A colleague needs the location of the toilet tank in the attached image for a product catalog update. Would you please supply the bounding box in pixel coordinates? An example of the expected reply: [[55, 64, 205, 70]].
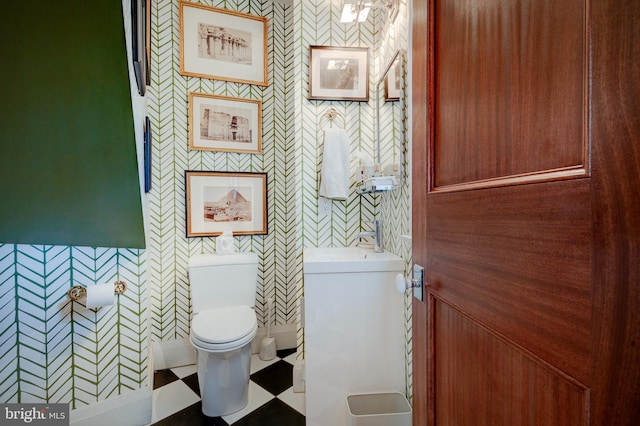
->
[[188, 252, 259, 314]]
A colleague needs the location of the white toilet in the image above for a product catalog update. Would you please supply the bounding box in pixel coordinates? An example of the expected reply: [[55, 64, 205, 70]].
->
[[188, 252, 259, 417]]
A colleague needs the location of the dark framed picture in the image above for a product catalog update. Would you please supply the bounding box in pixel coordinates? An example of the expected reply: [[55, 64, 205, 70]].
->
[[179, 1, 268, 86], [144, 116, 152, 193], [188, 93, 262, 153], [308, 46, 369, 101], [145, 0, 152, 86], [185, 171, 267, 237], [384, 51, 401, 102], [131, 0, 147, 96]]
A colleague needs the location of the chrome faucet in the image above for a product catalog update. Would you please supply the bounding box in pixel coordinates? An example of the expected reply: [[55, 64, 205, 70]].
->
[[357, 219, 384, 253]]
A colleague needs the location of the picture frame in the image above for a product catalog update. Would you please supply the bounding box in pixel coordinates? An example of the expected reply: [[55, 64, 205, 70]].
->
[[131, 0, 147, 96], [185, 171, 267, 237], [179, 1, 268, 86], [384, 51, 401, 102], [145, 0, 152, 86], [308, 46, 369, 101], [189, 93, 262, 153], [144, 116, 152, 193]]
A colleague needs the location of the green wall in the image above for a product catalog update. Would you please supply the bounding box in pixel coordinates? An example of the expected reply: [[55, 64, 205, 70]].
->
[[0, 0, 144, 248]]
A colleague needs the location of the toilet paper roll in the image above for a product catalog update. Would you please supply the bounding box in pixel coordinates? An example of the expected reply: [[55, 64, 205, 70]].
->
[[86, 283, 115, 309]]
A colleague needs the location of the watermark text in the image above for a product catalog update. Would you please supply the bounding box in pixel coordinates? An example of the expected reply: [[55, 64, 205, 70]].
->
[[1, 404, 68, 425]]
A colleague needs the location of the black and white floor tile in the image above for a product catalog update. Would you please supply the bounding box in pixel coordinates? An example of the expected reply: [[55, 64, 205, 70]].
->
[[150, 349, 305, 425]]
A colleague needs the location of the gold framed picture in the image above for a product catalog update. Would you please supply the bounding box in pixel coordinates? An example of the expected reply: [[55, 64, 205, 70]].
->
[[185, 171, 267, 237], [189, 93, 262, 153], [179, 1, 268, 86]]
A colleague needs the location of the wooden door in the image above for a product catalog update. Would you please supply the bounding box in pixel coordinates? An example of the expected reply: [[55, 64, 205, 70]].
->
[[411, 0, 640, 424]]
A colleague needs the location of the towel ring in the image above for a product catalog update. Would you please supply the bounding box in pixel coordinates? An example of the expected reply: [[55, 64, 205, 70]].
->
[[320, 108, 346, 131]]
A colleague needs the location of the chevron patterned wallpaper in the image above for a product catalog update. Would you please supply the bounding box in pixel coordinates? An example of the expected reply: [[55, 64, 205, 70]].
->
[[0, 0, 149, 410], [0, 0, 411, 411], [0, 245, 147, 408], [145, 0, 297, 344]]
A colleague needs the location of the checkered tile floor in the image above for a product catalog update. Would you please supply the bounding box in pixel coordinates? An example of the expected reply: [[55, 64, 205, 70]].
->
[[150, 349, 304, 425]]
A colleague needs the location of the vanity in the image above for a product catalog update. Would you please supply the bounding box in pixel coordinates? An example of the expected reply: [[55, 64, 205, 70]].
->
[[303, 247, 407, 426]]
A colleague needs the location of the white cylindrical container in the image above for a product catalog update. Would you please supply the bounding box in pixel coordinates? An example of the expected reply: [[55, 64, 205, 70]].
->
[[347, 392, 412, 426]]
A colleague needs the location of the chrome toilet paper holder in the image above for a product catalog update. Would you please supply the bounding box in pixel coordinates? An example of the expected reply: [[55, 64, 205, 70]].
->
[[67, 280, 127, 302]]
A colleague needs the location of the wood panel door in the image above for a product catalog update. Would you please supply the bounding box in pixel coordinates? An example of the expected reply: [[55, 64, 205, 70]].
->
[[411, 0, 640, 424]]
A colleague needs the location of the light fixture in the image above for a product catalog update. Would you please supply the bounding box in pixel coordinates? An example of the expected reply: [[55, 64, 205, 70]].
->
[[340, 1, 399, 24]]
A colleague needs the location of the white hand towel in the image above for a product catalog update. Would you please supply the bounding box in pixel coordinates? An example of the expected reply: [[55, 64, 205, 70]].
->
[[319, 128, 350, 201]]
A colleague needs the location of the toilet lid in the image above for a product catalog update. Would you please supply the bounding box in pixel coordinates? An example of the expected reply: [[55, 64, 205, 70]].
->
[[191, 306, 257, 344]]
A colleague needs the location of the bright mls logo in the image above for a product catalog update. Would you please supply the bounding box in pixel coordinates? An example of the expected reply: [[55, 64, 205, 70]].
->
[[1, 404, 69, 425]]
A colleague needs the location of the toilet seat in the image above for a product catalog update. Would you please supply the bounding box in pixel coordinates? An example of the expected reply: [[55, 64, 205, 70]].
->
[[190, 306, 257, 352]]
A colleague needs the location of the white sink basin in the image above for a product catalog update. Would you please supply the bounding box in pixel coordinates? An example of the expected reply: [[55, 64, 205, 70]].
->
[[303, 246, 404, 273]]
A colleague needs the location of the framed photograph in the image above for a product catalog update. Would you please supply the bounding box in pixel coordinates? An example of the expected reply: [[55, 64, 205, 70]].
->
[[189, 93, 262, 153], [131, 0, 147, 96], [308, 46, 369, 101], [144, 116, 152, 193], [179, 1, 268, 86], [185, 171, 267, 237], [385, 52, 401, 102]]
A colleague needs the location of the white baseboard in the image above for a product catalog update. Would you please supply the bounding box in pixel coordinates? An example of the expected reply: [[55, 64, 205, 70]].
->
[[151, 324, 297, 371], [151, 337, 196, 371], [250, 323, 298, 354], [70, 388, 151, 426], [293, 359, 305, 393]]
